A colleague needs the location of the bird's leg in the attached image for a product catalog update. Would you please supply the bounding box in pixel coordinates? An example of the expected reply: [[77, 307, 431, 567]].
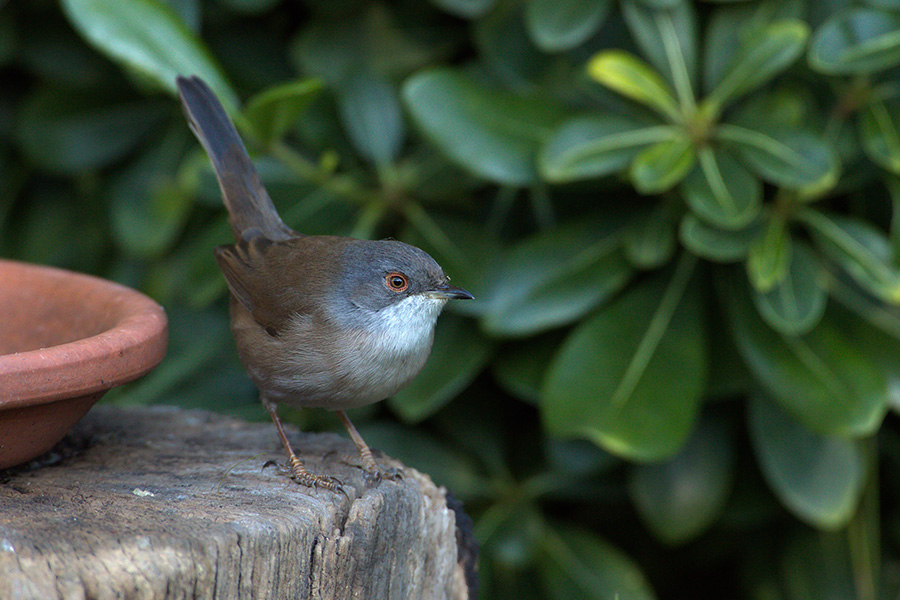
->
[[264, 399, 343, 493], [337, 410, 402, 483]]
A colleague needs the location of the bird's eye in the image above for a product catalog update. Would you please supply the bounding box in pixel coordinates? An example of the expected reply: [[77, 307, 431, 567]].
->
[[385, 272, 409, 292]]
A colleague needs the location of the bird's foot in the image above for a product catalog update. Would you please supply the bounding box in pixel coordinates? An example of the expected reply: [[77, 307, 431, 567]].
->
[[362, 464, 403, 486], [263, 458, 346, 495], [336, 454, 403, 485]]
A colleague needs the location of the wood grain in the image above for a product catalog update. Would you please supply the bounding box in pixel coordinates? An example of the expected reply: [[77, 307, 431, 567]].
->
[[0, 406, 475, 599]]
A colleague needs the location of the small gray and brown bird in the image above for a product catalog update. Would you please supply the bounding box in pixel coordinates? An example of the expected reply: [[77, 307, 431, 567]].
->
[[176, 75, 472, 491]]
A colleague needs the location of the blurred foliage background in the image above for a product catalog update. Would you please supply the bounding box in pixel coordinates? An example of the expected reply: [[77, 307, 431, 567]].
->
[[4, 0, 900, 597]]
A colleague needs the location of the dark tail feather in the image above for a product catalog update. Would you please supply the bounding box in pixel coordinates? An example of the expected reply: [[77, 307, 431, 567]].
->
[[176, 75, 295, 242]]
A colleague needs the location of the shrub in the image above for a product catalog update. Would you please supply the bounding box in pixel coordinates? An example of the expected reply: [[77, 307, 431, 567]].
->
[[3, 0, 900, 598]]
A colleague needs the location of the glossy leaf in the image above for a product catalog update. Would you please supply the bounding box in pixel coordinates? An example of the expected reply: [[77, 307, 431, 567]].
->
[[290, 17, 365, 85], [390, 313, 493, 422], [586, 51, 681, 121], [539, 117, 675, 183], [336, 72, 405, 165], [428, 0, 497, 19], [621, 0, 698, 103], [809, 8, 900, 75], [703, 0, 805, 94], [525, 0, 611, 52], [480, 216, 635, 337], [244, 78, 323, 146], [703, 20, 809, 115], [358, 421, 489, 499], [801, 209, 900, 304], [751, 241, 827, 336], [540, 525, 657, 600], [623, 205, 678, 269], [749, 394, 866, 529], [630, 135, 696, 194], [779, 531, 857, 600], [109, 125, 193, 258], [60, 0, 236, 109], [720, 124, 839, 195], [830, 283, 900, 411], [681, 147, 761, 229], [628, 418, 734, 545], [679, 214, 759, 263], [492, 334, 563, 405], [473, 3, 553, 89], [403, 68, 568, 186], [859, 98, 900, 173], [746, 214, 791, 293], [542, 254, 706, 461], [865, 0, 900, 9], [15, 87, 168, 174], [719, 269, 888, 436]]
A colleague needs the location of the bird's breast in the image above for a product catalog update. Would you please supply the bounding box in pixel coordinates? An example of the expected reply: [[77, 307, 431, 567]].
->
[[241, 295, 445, 410]]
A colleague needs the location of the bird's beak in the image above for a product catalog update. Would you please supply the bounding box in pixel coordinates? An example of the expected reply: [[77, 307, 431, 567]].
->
[[427, 283, 474, 300]]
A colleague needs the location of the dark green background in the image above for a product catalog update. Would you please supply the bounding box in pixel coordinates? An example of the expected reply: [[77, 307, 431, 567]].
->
[[3, 0, 900, 598]]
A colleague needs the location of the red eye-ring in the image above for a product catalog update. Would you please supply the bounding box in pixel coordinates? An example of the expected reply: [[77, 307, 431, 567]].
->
[[385, 272, 409, 292]]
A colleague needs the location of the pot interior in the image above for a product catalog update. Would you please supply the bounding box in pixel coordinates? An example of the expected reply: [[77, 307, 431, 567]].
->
[[0, 266, 124, 355]]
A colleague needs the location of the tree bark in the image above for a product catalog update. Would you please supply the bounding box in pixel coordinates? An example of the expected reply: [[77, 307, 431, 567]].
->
[[0, 406, 476, 600]]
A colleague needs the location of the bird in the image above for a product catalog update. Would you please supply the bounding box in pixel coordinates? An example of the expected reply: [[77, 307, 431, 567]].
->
[[176, 75, 472, 491]]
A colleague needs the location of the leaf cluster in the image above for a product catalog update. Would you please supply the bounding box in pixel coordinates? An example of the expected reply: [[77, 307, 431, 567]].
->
[[4, 0, 900, 598]]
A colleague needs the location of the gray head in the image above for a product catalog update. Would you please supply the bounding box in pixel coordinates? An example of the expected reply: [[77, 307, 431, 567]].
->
[[336, 240, 472, 315]]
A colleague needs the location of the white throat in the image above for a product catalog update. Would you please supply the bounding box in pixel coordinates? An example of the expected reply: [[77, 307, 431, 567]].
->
[[367, 294, 448, 356]]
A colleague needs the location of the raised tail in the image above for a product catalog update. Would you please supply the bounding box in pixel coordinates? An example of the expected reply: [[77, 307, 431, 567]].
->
[[176, 75, 295, 242]]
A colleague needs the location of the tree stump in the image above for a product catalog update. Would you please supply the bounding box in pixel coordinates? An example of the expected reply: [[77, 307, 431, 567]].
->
[[0, 406, 477, 600]]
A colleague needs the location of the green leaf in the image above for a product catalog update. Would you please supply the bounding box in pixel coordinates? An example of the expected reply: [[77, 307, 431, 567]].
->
[[746, 215, 791, 293], [865, 0, 900, 10], [623, 205, 678, 269], [542, 254, 706, 461], [428, 0, 497, 19], [621, 0, 698, 107], [60, 0, 236, 110], [492, 334, 564, 405], [679, 214, 760, 263], [751, 241, 828, 335], [628, 417, 735, 545], [630, 134, 696, 194], [719, 124, 839, 195], [703, 0, 805, 94], [704, 20, 809, 115], [749, 394, 866, 529], [681, 146, 762, 229], [540, 525, 657, 600], [539, 117, 675, 183], [525, 0, 611, 52], [336, 72, 405, 165], [473, 3, 553, 89], [244, 78, 323, 146], [220, 0, 280, 14], [859, 98, 900, 173], [719, 268, 888, 436], [779, 531, 858, 600], [403, 68, 568, 186], [809, 8, 900, 75], [357, 422, 489, 499], [587, 50, 682, 122], [389, 313, 493, 422], [14, 87, 168, 174], [480, 216, 635, 337], [800, 209, 900, 304], [828, 291, 900, 411], [109, 124, 193, 258]]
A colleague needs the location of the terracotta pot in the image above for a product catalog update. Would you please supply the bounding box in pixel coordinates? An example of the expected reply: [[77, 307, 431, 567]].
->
[[0, 259, 167, 469]]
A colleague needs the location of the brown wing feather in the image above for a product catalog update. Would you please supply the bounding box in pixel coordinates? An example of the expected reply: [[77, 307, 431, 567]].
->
[[214, 234, 355, 334]]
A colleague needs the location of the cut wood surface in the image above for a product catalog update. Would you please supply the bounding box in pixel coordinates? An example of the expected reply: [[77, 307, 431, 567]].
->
[[0, 405, 476, 600]]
